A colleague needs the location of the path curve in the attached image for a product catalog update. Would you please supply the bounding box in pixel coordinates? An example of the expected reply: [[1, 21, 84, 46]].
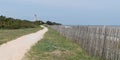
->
[[0, 26, 48, 60]]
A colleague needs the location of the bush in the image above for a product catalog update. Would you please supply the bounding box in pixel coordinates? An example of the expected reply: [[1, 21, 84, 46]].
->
[[46, 21, 61, 25], [0, 15, 62, 29], [0, 15, 39, 29]]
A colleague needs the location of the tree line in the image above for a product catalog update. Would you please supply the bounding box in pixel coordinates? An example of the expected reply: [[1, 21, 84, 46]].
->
[[0, 15, 61, 29]]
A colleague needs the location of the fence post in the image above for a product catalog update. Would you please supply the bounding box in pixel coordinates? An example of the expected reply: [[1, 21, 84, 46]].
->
[[101, 25, 107, 60]]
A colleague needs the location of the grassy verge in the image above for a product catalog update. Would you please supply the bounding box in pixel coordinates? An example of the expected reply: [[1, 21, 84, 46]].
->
[[0, 27, 42, 45], [23, 28, 98, 60]]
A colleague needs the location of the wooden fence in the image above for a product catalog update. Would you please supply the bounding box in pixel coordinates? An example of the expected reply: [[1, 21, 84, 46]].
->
[[50, 25, 120, 60]]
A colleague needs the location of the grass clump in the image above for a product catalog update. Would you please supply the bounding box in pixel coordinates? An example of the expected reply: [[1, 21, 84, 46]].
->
[[0, 27, 42, 45], [23, 28, 98, 60]]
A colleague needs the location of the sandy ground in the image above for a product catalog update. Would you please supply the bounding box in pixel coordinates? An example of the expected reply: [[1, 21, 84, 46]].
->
[[0, 26, 48, 60]]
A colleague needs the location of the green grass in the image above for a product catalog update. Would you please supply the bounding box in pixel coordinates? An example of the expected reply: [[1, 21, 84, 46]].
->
[[23, 28, 98, 60], [0, 27, 42, 45]]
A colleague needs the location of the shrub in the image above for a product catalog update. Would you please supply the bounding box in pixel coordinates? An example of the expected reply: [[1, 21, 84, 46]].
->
[[0, 16, 39, 29]]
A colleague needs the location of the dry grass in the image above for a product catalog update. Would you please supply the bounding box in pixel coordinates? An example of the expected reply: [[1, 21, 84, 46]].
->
[[0, 27, 42, 45]]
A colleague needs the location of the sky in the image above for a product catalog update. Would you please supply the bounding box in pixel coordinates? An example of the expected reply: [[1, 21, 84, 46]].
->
[[0, 0, 120, 25]]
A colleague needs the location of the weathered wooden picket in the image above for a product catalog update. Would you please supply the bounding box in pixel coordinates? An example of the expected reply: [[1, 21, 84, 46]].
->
[[50, 25, 120, 60]]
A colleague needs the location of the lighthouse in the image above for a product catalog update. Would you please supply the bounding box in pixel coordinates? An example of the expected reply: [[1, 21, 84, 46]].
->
[[34, 14, 43, 25], [34, 14, 37, 21]]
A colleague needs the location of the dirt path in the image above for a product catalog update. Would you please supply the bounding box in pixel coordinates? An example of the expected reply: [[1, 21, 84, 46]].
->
[[0, 26, 48, 60]]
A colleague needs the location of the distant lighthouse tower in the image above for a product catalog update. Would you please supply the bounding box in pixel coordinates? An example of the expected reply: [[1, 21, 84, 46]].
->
[[34, 14, 37, 21]]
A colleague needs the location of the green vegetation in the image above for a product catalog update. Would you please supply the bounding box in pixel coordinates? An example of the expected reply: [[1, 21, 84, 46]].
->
[[0, 15, 61, 29], [46, 21, 62, 25], [0, 27, 42, 45], [23, 28, 97, 60], [0, 15, 41, 29], [35, 21, 62, 25]]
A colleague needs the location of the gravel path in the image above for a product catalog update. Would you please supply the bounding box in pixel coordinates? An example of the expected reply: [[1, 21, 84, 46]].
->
[[0, 26, 48, 60]]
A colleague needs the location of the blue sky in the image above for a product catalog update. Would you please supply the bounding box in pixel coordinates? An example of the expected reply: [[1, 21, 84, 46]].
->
[[0, 0, 120, 25]]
